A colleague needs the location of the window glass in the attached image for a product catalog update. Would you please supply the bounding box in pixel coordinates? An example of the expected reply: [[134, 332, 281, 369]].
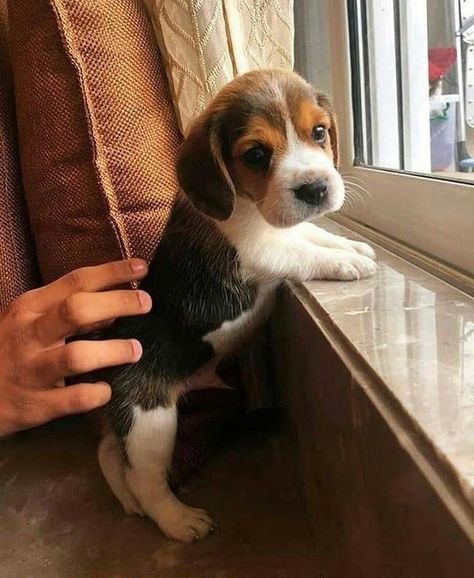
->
[[349, 0, 474, 182]]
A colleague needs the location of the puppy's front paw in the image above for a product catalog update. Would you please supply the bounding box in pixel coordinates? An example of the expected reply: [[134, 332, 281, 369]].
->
[[324, 251, 378, 281], [347, 240, 376, 259], [297, 224, 376, 260], [157, 499, 216, 543]]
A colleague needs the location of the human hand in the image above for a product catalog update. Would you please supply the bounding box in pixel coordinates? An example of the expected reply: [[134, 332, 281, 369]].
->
[[0, 259, 152, 437]]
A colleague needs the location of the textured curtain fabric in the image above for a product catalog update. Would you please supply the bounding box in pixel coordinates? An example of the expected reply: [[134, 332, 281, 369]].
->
[[143, 0, 294, 134]]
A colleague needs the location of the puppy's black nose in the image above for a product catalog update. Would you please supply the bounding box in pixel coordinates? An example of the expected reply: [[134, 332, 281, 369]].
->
[[294, 180, 328, 206]]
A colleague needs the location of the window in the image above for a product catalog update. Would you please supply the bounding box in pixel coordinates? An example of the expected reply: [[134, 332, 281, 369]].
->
[[295, 0, 474, 278], [351, 0, 473, 180]]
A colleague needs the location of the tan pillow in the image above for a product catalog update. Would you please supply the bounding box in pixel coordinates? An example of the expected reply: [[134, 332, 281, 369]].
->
[[0, 1, 39, 310], [7, 0, 181, 283]]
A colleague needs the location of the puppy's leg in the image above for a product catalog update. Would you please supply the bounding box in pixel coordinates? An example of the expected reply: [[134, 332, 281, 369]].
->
[[185, 357, 231, 391], [98, 432, 144, 516], [242, 233, 377, 283], [294, 222, 376, 259], [125, 403, 214, 542]]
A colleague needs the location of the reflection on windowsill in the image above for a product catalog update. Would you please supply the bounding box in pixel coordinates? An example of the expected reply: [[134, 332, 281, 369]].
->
[[303, 219, 474, 506], [434, 170, 474, 182]]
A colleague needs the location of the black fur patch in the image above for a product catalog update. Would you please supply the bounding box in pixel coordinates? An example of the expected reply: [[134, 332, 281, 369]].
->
[[218, 93, 287, 160], [104, 197, 257, 439]]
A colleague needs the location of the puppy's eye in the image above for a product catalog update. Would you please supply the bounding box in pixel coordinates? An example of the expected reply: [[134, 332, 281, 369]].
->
[[312, 126, 327, 144], [242, 146, 269, 168]]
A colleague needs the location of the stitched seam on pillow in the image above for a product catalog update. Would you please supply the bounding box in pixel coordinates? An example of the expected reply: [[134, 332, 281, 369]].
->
[[48, 0, 131, 261]]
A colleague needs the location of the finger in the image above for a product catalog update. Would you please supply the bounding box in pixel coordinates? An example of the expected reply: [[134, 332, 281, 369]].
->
[[25, 259, 148, 313], [35, 289, 152, 344], [4, 382, 113, 435], [33, 339, 143, 383], [39, 382, 112, 422]]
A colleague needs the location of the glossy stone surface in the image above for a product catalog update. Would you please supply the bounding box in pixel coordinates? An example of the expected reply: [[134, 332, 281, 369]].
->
[[306, 220, 474, 508]]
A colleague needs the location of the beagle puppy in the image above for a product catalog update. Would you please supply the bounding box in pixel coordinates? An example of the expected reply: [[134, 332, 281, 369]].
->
[[98, 69, 377, 542]]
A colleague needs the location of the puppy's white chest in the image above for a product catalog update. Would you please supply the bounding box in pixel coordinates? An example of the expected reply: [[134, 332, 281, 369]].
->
[[202, 282, 276, 355]]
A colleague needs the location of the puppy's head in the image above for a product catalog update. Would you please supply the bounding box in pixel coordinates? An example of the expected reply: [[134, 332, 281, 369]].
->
[[177, 69, 344, 226]]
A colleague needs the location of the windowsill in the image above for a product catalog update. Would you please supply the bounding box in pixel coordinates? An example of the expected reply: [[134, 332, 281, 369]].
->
[[302, 217, 474, 510], [433, 171, 474, 183], [274, 217, 474, 558]]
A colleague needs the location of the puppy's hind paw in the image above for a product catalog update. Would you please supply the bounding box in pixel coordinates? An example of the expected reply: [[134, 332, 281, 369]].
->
[[157, 500, 216, 543], [122, 492, 145, 518]]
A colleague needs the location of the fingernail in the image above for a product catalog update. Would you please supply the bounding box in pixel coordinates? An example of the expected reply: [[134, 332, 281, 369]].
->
[[137, 291, 152, 311], [95, 383, 112, 404], [130, 339, 143, 361], [130, 259, 147, 275]]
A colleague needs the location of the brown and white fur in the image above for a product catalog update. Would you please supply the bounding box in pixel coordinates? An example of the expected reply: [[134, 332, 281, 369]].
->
[[97, 69, 377, 543]]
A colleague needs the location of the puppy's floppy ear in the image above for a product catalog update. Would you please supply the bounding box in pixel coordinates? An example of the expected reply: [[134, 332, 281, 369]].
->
[[176, 115, 236, 220]]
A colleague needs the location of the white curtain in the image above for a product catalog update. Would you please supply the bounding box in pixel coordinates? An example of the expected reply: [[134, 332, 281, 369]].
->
[[143, 0, 294, 134]]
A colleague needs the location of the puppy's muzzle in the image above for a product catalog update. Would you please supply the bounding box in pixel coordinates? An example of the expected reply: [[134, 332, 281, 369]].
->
[[294, 179, 329, 206]]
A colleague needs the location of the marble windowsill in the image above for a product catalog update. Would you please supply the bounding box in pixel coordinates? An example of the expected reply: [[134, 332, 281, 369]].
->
[[292, 218, 474, 535]]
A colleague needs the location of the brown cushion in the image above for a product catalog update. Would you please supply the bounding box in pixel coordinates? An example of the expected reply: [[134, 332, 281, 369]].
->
[[7, 0, 181, 282], [0, 1, 40, 311]]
